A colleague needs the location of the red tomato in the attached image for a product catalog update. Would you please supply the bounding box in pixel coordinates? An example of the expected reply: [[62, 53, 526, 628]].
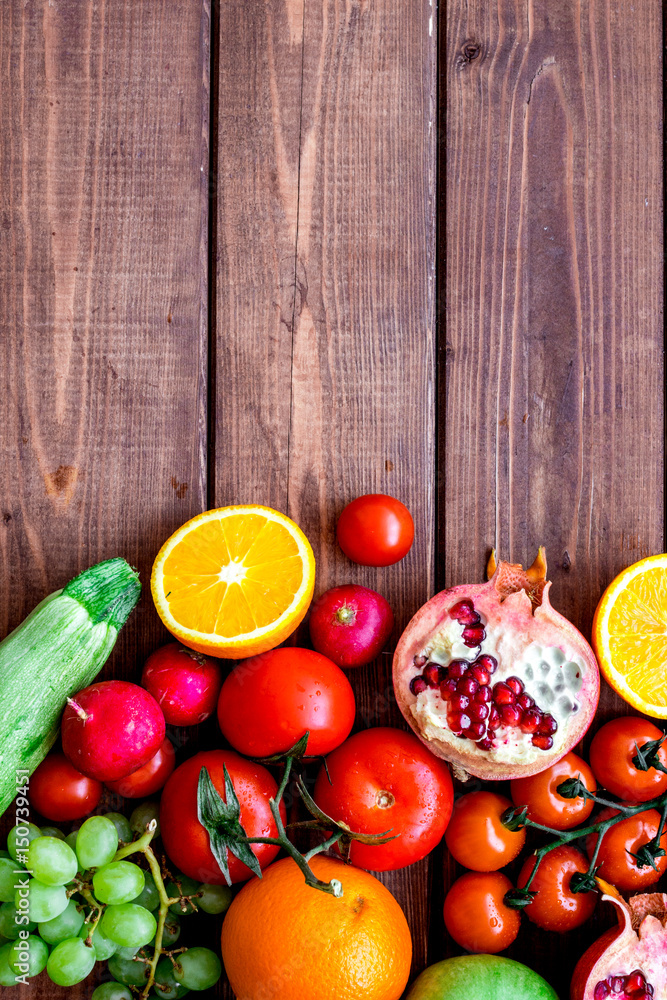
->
[[443, 872, 520, 953], [510, 752, 597, 830], [589, 717, 667, 802], [517, 845, 597, 932], [217, 648, 355, 758], [444, 791, 525, 871], [585, 807, 667, 890], [160, 750, 285, 884], [141, 642, 223, 726], [105, 738, 176, 798], [336, 494, 414, 567], [313, 728, 453, 871], [29, 753, 102, 821]]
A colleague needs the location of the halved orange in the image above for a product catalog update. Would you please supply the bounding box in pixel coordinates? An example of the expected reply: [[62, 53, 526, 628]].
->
[[151, 506, 315, 658], [592, 554, 667, 718]]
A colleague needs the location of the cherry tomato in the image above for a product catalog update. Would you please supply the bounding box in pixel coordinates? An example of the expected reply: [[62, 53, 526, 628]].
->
[[443, 872, 520, 953], [160, 749, 286, 884], [589, 717, 667, 802], [313, 728, 453, 871], [444, 791, 525, 871], [217, 647, 355, 758], [336, 494, 414, 567], [510, 752, 597, 830], [141, 642, 223, 726], [517, 844, 597, 932], [29, 753, 102, 821], [105, 738, 176, 798], [585, 807, 667, 890]]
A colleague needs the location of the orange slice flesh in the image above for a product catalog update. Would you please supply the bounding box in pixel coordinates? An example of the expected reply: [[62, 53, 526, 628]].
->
[[592, 554, 667, 719], [151, 506, 315, 658]]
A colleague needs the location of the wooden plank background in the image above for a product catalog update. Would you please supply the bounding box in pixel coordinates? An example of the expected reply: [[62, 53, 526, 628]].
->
[[0, 0, 663, 998]]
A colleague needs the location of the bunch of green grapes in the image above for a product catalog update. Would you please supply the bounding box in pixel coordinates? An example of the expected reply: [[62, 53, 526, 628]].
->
[[0, 807, 230, 996]]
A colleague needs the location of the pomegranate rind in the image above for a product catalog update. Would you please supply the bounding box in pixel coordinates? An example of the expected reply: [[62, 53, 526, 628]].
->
[[393, 563, 600, 781], [570, 893, 667, 1000]]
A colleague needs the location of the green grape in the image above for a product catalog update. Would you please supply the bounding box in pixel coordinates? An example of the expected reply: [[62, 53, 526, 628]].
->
[[100, 902, 157, 948], [76, 815, 119, 869], [154, 957, 191, 999], [7, 934, 49, 978], [167, 876, 201, 916], [108, 948, 152, 987], [17, 879, 68, 922], [115, 944, 141, 958], [38, 897, 85, 944], [65, 830, 78, 852], [0, 857, 25, 903], [46, 936, 96, 986], [132, 870, 159, 911], [173, 947, 222, 991], [105, 813, 133, 843], [159, 913, 181, 948], [93, 861, 145, 905], [78, 920, 118, 960], [0, 940, 18, 987], [130, 801, 160, 837], [0, 901, 36, 939], [28, 836, 78, 886], [197, 883, 233, 915], [39, 826, 66, 841], [92, 983, 134, 1000], [7, 823, 40, 862]]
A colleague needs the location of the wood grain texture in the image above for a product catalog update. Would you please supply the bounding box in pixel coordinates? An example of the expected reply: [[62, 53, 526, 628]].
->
[[443, 0, 663, 994]]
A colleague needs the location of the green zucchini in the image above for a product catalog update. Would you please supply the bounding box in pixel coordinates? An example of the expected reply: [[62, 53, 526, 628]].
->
[[0, 558, 140, 817]]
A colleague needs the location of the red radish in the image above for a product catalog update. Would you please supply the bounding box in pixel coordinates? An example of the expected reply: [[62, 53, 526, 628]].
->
[[309, 585, 394, 668], [105, 737, 176, 797], [62, 681, 166, 782], [141, 642, 223, 725]]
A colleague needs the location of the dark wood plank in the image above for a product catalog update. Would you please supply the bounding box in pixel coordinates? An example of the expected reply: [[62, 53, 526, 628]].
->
[[444, 0, 663, 995], [0, 0, 210, 995]]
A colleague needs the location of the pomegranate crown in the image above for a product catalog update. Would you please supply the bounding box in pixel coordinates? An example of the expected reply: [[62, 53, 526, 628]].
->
[[487, 546, 548, 611]]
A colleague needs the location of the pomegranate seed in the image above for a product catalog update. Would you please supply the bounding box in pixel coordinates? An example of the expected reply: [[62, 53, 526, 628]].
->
[[410, 676, 427, 696], [647, 986, 655, 997], [448, 712, 471, 734], [423, 663, 441, 688], [475, 654, 498, 674], [462, 624, 485, 647], [492, 682, 515, 705], [626, 972, 646, 993], [413, 654, 428, 668], [478, 738, 494, 750], [520, 708, 542, 733], [440, 678, 457, 698], [487, 706, 501, 729], [474, 684, 492, 703], [505, 676, 524, 696], [449, 599, 479, 625], [594, 984, 611, 1000], [532, 734, 554, 751], [501, 704, 522, 727], [470, 664, 490, 685], [611, 978, 625, 994], [448, 659, 468, 679], [465, 722, 487, 740], [517, 693, 534, 711], [469, 702, 489, 721], [457, 676, 479, 697], [537, 713, 558, 736], [449, 693, 470, 712]]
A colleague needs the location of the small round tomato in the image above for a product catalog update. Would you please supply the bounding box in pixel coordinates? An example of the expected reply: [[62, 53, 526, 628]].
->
[[443, 872, 520, 953], [313, 728, 453, 871], [510, 752, 597, 830], [589, 717, 667, 802], [217, 647, 355, 758], [29, 753, 102, 821], [444, 791, 525, 871], [141, 643, 223, 726], [585, 807, 667, 890], [517, 845, 597, 932], [160, 749, 286, 884], [336, 494, 414, 567], [105, 737, 176, 797]]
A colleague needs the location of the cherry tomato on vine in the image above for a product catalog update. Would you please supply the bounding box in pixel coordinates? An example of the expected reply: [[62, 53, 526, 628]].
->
[[510, 752, 596, 830], [105, 737, 176, 798], [443, 872, 520, 953], [29, 753, 102, 821], [313, 727, 453, 872], [589, 717, 667, 802], [336, 495, 414, 567], [444, 791, 525, 871], [517, 844, 597, 932], [585, 807, 667, 890]]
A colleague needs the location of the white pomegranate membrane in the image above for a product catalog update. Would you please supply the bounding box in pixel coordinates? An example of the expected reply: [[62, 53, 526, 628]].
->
[[408, 598, 585, 762], [593, 972, 654, 999]]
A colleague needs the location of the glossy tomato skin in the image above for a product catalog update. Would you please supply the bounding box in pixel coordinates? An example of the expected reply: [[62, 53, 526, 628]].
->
[[160, 750, 285, 884], [517, 845, 597, 932], [589, 717, 667, 802], [142, 643, 223, 726], [510, 752, 596, 830], [585, 806, 667, 890], [29, 753, 102, 821], [444, 791, 525, 871], [313, 727, 453, 871], [217, 648, 355, 758], [336, 495, 414, 567], [105, 738, 176, 798], [443, 872, 520, 953]]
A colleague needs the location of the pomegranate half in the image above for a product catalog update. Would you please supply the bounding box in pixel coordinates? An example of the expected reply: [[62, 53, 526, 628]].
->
[[393, 550, 599, 780], [570, 889, 666, 1000]]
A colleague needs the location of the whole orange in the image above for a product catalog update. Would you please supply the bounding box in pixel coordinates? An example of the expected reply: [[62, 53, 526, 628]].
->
[[220, 855, 412, 1000]]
